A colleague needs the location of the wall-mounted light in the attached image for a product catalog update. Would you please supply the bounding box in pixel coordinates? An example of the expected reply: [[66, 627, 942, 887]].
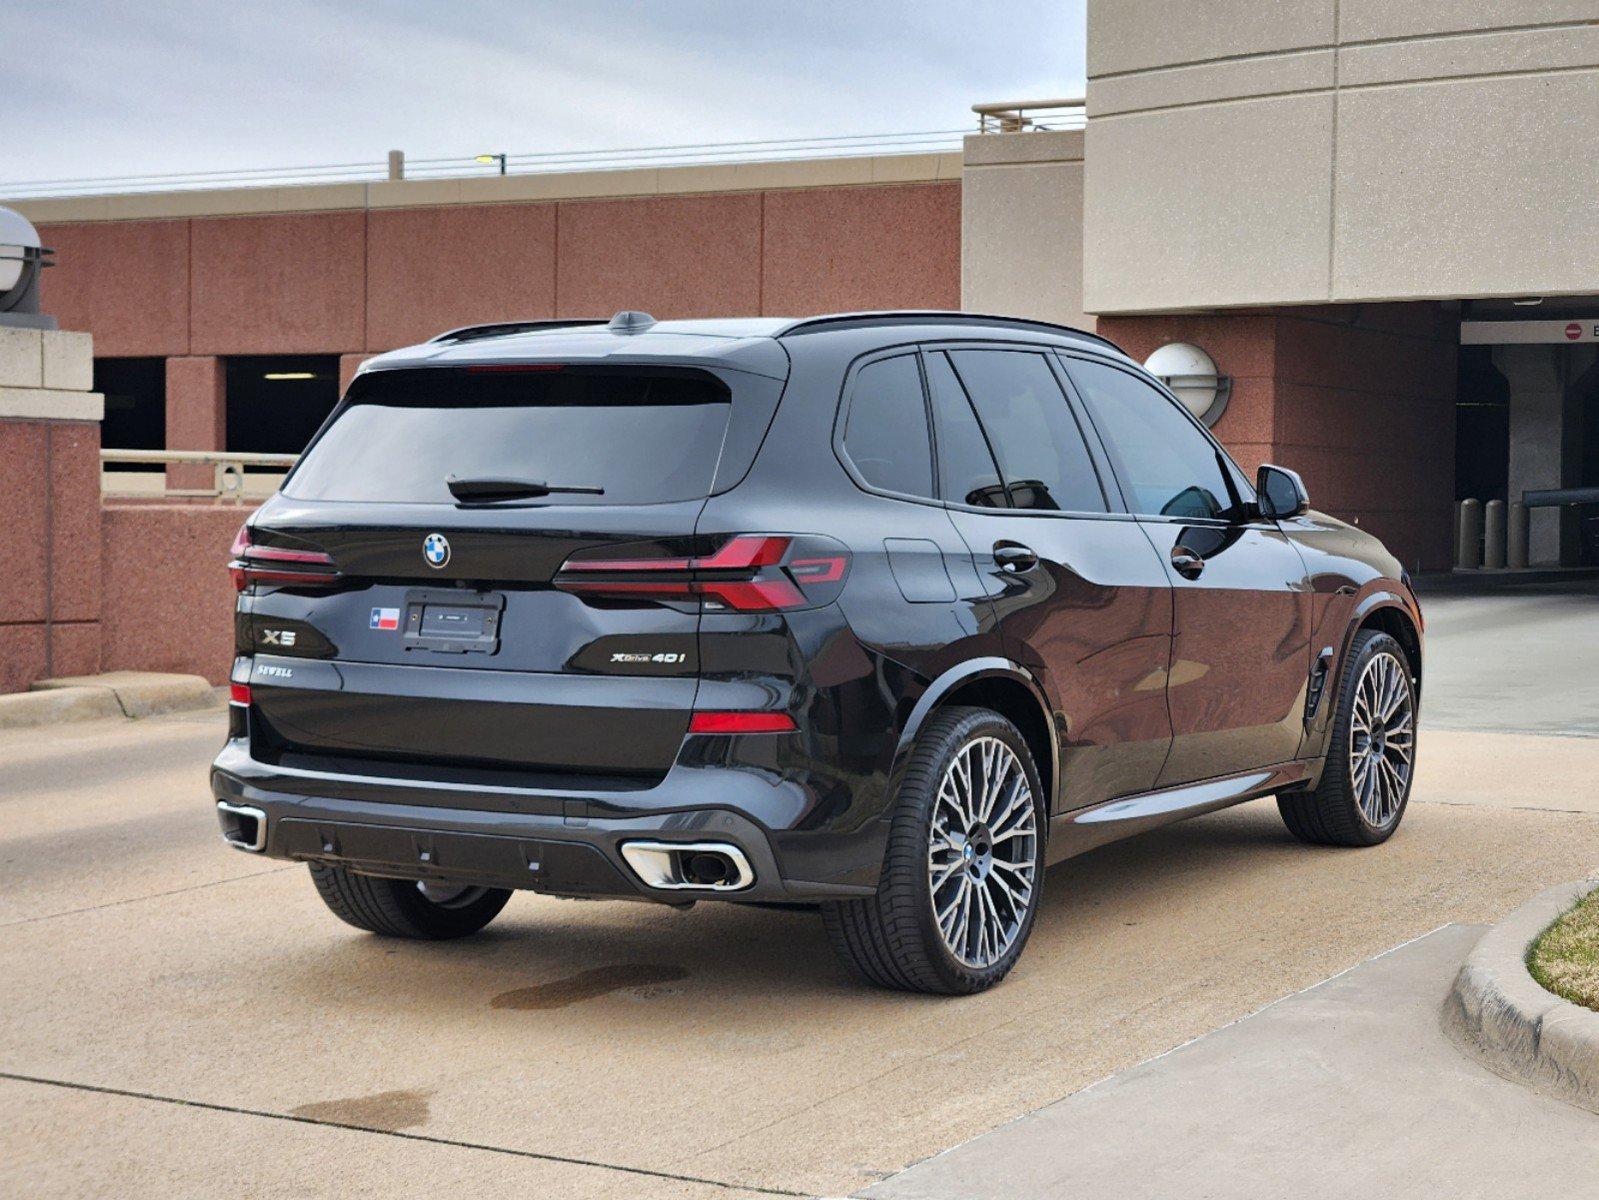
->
[[475, 153, 508, 176], [1145, 342, 1231, 427], [263, 372, 317, 381], [0, 205, 55, 329]]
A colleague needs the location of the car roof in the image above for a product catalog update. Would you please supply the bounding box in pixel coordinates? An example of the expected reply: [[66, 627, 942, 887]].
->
[[357, 310, 1131, 383]]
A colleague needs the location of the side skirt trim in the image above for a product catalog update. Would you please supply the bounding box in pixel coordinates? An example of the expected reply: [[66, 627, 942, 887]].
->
[[1045, 759, 1314, 866]]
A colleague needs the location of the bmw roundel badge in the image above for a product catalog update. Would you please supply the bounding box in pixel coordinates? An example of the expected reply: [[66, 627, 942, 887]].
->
[[423, 532, 451, 569]]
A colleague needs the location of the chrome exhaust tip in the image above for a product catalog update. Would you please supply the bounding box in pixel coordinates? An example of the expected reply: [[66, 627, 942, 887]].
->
[[216, 801, 267, 852], [619, 841, 754, 892]]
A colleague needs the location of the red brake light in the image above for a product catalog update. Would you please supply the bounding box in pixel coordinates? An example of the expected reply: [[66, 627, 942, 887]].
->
[[554, 535, 848, 613], [229, 525, 339, 591], [696, 535, 791, 570], [688, 711, 796, 734], [229, 525, 250, 592], [229, 683, 252, 705]]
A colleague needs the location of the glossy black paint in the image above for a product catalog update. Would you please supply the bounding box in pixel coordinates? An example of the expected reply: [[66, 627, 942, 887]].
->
[[211, 314, 1422, 901]]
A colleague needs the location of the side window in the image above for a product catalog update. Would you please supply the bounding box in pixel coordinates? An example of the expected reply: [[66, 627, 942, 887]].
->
[[924, 351, 1008, 508], [947, 350, 1108, 513], [842, 355, 934, 498], [1065, 356, 1246, 521]]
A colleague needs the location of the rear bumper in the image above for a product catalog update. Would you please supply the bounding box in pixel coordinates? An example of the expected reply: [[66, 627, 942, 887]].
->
[[210, 739, 879, 902]]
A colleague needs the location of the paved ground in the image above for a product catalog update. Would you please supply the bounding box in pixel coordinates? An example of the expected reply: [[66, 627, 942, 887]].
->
[[2, 579, 1596, 1198], [1418, 577, 1599, 736], [862, 924, 1599, 1199]]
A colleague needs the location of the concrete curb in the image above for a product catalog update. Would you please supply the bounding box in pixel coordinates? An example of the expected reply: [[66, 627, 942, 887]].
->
[[0, 671, 221, 730], [0, 686, 124, 729], [1443, 876, 1599, 1114]]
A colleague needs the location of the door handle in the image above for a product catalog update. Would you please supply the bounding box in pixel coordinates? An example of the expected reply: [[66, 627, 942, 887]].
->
[[1170, 546, 1205, 579], [993, 542, 1039, 573]]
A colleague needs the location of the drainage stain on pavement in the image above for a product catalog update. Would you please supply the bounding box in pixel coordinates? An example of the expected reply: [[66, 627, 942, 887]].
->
[[290, 1088, 432, 1131], [491, 963, 688, 1010]]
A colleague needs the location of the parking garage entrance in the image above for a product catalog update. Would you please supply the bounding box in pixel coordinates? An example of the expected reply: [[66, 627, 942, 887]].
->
[[1459, 310, 1599, 566], [224, 356, 341, 455]]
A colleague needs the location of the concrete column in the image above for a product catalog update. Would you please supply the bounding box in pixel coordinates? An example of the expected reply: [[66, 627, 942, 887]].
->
[[165, 355, 225, 491], [1493, 345, 1578, 566], [0, 327, 105, 692], [961, 130, 1089, 329]]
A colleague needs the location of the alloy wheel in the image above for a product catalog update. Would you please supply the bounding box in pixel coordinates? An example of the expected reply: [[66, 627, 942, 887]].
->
[[1348, 651, 1415, 827], [416, 881, 490, 909], [928, 736, 1039, 968]]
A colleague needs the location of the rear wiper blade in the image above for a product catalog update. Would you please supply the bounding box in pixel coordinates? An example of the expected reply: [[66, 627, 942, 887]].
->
[[446, 475, 605, 502]]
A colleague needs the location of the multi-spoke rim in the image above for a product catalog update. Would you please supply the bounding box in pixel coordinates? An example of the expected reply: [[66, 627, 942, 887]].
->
[[928, 736, 1039, 969], [1348, 651, 1415, 828]]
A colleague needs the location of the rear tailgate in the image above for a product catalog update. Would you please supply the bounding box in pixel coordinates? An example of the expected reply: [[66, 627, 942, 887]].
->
[[237, 362, 781, 782]]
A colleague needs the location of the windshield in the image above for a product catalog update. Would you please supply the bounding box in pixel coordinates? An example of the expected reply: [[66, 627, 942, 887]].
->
[[283, 367, 733, 505]]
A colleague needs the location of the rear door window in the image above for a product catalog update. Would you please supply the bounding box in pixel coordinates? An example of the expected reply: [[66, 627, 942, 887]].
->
[[284, 367, 732, 505], [946, 349, 1108, 513], [924, 352, 1009, 508], [841, 355, 935, 498]]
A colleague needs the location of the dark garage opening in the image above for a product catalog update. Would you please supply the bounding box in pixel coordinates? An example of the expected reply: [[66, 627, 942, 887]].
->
[[1455, 345, 1510, 504], [96, 357, 166, 469], [225, 356, 341, 454]]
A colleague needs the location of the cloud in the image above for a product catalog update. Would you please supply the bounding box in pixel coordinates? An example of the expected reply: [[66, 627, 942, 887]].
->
[[1, 0, 1084, 184]]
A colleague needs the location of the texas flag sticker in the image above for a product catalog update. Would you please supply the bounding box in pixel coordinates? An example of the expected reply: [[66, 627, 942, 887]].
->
[[370, 607, 401, 631]]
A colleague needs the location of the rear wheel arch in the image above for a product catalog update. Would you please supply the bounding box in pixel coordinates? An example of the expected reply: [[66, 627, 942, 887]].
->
[[898, 661, 1057, 816]]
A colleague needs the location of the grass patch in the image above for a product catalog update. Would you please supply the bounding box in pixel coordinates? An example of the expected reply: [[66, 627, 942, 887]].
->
[[1529, 887, 1599, 1012]]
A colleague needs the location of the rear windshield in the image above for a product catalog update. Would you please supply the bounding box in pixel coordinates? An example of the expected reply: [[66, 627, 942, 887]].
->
[[283, 367, 733, 505]]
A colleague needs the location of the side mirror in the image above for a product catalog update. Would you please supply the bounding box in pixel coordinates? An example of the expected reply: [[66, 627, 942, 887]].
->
[[1256, 464, 1309, 520]]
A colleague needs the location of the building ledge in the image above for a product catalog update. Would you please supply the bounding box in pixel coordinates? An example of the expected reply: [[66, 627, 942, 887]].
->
[[4, 151, 964, 225]]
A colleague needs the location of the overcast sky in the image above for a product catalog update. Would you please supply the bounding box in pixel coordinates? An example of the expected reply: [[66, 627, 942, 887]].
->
[[3, 1, 1085, 188]]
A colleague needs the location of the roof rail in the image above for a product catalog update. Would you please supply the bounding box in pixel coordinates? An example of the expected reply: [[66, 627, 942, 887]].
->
[[428, 318, 607, 345], [774, 310, 1125, 354]]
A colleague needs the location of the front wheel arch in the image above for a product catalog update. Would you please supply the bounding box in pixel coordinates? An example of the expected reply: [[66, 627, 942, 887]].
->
[[1352, 602, 1422, 696]]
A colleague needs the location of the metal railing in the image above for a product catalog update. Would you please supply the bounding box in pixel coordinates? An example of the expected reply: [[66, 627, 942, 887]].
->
[[972, 98, 1086, 134], [1, 128, 973, 199], [101, 449, 297, 503]]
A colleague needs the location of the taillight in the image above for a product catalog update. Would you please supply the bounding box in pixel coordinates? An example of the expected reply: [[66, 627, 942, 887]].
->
[[554, 534, 850, 612], [229, 524, 340, 591], [229, 683, 252, 705]]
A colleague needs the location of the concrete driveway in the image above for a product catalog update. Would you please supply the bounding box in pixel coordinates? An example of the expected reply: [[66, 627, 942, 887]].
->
[[3, 580, 1597, 1198]]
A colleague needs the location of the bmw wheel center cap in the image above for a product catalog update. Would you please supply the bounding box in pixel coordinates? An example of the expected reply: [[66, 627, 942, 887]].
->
[[423, 533, 451, 569]]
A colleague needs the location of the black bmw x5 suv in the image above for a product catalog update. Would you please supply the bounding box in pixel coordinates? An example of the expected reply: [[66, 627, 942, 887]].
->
[[213, 310, 1422, 994]]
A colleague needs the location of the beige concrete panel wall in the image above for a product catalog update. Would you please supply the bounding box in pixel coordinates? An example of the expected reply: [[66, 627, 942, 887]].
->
[[1088, 0, 1333, 76], [961, 132, 1088, 328], [1085, 0, 1599, 312], [1338, 0, 1599, 42], [1338, 22, 1599, 87], [1083, 94, 1334, 313], [1090, 49, 1335, 116], [1332, 68, 1599, 301]]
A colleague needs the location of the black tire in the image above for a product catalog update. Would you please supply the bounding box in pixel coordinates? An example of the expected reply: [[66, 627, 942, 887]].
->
[[822, 706, 1046, 995], [308, 864, 512, 939], [1279, 629, 1417, 847]]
